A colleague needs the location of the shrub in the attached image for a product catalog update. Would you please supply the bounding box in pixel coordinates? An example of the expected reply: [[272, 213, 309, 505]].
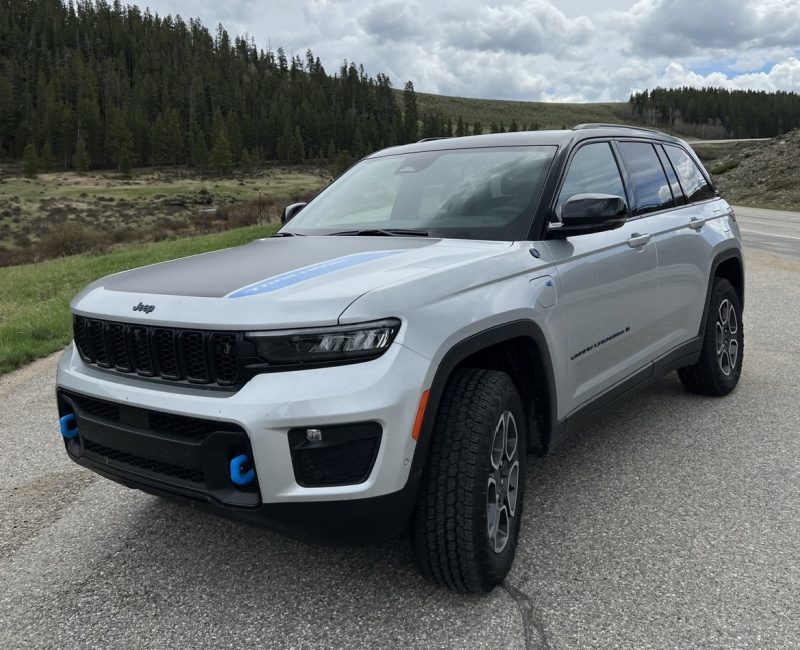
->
[[38, 223, 107, 259]]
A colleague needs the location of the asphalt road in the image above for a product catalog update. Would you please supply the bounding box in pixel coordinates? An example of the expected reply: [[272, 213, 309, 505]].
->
[[734, 205, 800, 259], [2, 220, 799, 649]]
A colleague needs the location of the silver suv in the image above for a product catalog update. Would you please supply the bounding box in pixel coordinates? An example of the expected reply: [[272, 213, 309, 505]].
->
[[57, 124, 744, 593]]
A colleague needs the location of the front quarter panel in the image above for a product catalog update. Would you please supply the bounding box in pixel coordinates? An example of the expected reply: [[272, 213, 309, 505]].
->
[[340, 242, 564, 408]]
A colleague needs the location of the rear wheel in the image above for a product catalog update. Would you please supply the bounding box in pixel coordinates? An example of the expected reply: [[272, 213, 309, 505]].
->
[[678, 278, 743, 396], [412, 368, 527, 593]]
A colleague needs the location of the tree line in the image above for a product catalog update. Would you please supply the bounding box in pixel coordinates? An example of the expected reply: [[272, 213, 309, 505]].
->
[[629, 87, 800, 139], [0, 0, 535, 175]]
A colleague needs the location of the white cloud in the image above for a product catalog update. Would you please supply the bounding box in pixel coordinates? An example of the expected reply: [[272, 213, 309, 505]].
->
[[139, 0, 800, 102]]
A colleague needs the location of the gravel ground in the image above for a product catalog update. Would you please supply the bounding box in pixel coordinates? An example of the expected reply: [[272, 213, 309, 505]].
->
[[1, 246, 798, 649]]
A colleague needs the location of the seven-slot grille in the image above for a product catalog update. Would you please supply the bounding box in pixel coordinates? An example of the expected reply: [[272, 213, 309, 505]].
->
[[73, 315, 240, 386]]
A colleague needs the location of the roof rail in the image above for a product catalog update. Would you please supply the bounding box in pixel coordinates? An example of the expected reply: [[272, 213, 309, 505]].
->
[[573, 123, 667, 135], [417, 136, 452, 143]]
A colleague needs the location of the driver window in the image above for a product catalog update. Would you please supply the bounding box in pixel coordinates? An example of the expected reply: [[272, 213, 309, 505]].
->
[[556, 142, 626, 219]]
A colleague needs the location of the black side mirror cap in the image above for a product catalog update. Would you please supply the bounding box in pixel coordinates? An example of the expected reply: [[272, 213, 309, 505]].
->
[[548, 194, 628, 238], [281, 202, 307, 224]]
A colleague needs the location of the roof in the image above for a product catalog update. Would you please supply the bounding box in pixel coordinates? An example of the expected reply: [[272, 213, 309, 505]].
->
[[368, 124, 683, 159]]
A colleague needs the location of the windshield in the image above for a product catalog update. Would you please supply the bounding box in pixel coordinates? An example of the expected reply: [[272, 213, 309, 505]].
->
[[282, 146, 557, 241]]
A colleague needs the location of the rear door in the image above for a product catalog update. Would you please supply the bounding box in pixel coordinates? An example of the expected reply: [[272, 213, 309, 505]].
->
[[545, 141, 660, 417], [634, 142, 722, 350]]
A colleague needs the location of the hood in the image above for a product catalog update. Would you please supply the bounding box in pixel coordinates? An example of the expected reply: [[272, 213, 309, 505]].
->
[[72, 236, 512, 329]]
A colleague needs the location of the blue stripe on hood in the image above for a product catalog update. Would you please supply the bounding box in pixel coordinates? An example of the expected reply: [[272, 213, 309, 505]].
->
[[225, 250, 403, 298]]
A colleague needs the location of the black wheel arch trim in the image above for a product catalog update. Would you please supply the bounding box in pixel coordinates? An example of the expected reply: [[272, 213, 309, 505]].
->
[[700, 247, 745, 337], [408, 320, 558, 484]]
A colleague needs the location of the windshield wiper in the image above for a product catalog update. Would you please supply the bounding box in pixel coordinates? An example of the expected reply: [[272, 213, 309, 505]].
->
[[271, 231, 305, 237], [329, 228, 429, 237]]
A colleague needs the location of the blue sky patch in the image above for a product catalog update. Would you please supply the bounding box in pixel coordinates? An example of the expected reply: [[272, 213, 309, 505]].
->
[[226, 250, 403, 298]]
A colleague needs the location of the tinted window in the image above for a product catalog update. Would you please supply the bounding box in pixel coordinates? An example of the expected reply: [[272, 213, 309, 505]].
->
[[656, 145, 687, 206], [617, 142, 674, 215], [665, 145, 716, 202], [557, 142, 626, 217]]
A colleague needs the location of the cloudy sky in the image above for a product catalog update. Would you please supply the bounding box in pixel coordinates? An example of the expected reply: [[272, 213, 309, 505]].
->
[[142, 0, 800, 102]]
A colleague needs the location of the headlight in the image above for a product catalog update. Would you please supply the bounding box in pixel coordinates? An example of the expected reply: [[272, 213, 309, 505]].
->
[[245, 318, 401, 365]]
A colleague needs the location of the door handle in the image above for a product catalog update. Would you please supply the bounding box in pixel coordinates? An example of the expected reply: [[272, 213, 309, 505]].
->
[[627, 232, 651, 248], [689, 217, 705, 230]]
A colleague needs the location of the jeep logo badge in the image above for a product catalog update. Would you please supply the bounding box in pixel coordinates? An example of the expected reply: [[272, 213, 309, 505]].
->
[[132, 302, 156, 314]]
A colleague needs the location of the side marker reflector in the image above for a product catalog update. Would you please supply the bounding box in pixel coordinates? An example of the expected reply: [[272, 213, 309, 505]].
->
[[59, 414, 79, 439], [411, 389, 430, 442], [230, 454, 256, 486]]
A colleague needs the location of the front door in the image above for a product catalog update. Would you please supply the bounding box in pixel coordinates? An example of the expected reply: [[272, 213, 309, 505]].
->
[[543, 141, 660, 418]]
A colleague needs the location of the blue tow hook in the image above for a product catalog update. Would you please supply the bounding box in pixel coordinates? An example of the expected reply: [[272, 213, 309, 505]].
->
[[230, 454, 255, 486], [59, 414, 79, 439]]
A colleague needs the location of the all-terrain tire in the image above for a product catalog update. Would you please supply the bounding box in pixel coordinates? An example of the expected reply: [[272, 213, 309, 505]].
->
[[678, 278, 743, 396], [411, 368, 527, 593]]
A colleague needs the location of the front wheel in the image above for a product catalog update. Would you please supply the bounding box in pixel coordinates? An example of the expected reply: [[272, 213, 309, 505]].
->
[[678, 278, 743, 396], [412, 368, 527, 593]]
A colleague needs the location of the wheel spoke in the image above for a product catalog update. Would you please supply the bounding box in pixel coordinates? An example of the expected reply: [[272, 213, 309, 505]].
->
[[727, 304, 738, 335], [728, 339, 738, 370], [719, 349, 731, 376], [715, 322, 725, 355], [490, 417, 504, 470], [505, 412, 518, 461], [718, 299, 729, 327], [506, 461, 519, 517], [487, 477, 498, 547]]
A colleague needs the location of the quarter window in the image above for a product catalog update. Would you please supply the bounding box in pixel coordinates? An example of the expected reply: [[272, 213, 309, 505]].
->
[[557, 142, 626, 217], [664, 145, 716, 203], [617, 142, 674, 215]]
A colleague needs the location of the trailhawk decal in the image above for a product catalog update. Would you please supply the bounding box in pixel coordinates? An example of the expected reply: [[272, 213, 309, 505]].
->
[[570, 326, 631, 361], [225, 250, 404, 299]]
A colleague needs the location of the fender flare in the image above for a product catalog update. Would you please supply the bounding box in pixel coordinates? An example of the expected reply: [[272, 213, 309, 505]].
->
[[406, 320, 558, 489], [699, 247, 745, 337]]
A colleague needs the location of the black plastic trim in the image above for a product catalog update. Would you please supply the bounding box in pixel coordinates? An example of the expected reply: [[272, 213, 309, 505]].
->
[[552, 337, 703, 444], [407, 320, 558, 492], [700, 247, 745, 336]]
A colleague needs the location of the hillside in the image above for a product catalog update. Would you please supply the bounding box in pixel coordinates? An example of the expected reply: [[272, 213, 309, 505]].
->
[[411, 92, 633, 131], [709, 129, 800, 210]]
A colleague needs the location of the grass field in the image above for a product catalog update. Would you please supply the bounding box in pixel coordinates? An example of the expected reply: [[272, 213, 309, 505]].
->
[[412, 92, 634, 130], [0, 223, 277, 375], [0, 166, 327, 264]]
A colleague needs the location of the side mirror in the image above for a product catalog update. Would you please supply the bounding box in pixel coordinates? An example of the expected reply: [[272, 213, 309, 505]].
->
[[548, 194, 628, 238], [281, 202, 307, 224]]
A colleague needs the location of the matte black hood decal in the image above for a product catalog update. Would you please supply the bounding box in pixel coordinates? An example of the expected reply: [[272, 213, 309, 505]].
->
[[102, 236, 437, 298]]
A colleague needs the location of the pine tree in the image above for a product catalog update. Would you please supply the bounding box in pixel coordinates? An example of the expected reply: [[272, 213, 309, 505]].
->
[[73, 138, 90, 172], [403, 81, 419, 143], [473, 121, 483, 135], [210, 126, 233, 174], [22, 143, 39, 177], [289, 127, 305, 163], [119, 143, 133, 175]]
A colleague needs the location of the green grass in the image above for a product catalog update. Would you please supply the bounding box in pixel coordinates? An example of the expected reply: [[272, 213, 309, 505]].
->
[[0, 223, 277, 374], [411, 92, 634, 130]]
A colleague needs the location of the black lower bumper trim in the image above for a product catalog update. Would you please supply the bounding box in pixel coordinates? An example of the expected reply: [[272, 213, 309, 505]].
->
[[70, 452, 415, 545]]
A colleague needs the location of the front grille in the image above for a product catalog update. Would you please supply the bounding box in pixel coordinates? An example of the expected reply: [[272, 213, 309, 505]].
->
[[83, 439, 205, 484], [73, 316, 240, 387], [68, 392, 239, 441]]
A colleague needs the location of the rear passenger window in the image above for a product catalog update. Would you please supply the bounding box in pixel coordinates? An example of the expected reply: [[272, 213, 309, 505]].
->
[[557, 142, 626, 217], [617, 142, 674, 215], [656, 145, 687, 206], [664, 145, 716, 203]]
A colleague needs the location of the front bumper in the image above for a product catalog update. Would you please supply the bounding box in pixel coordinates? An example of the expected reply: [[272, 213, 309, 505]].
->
[[56, 341, 432, 540]]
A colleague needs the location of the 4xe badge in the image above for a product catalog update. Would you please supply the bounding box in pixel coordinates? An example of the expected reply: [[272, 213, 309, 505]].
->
[[132, 302, 156, 314]]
